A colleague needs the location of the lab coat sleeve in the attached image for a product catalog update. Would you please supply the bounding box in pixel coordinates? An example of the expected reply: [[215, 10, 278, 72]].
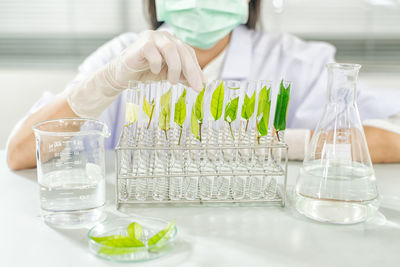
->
[[64, 32, 138, 149]]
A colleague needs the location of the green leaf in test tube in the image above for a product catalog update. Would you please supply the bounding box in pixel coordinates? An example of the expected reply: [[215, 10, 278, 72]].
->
[[211, 81, 224, 121], [241, 91, 256, 131], [174, 89, 187, 127], [174, 89, 187, 145], [224, 96, 239, 140], [194, 86, 205, 141], [256, 86, 271, 142], [195, 86, 205, 123], [273, 80, 291, 140], [143, 97, 155, 129], [224, 97, 239, 123], [191, 106, 200, 140], [125, 103, 139, 126], [159, 89, 172, 140]]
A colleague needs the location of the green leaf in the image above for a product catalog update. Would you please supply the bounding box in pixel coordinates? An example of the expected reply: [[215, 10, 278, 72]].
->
[[257, 86, 270, 117], [273, 81, 291, 132], [257, 105, 270, 137], [91, 235, 126, 244], [148, 221, 176, 246], [100, 236, 144, 247], [224, 97, 239, 123], [241, 95, 250, 120], [195, 87, 205, 123], [159, 89, 171, 131], [143, 97, 154, 118], [211, 81, 224, 121], [174, 89, 187, 127], [127, 222, 143, 240], [92, 235, 145, 256], [125, 103, 139, 124], [191, 106, 200, 140], [256, 86, 271, 138], [143, 97, 155, 129], [241, 91, 256, 120]]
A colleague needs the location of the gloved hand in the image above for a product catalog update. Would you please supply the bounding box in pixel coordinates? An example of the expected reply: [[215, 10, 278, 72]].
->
[[66, 30, 206, 118]]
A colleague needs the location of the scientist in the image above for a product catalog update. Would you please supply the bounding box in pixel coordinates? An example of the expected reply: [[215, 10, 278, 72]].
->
[[6, 0, 400, 170]]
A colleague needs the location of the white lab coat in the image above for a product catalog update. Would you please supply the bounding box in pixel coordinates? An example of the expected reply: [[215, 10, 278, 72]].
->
[[27, 25, 400, 150]]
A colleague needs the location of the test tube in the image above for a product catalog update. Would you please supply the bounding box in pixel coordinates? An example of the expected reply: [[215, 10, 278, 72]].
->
[[119, 81, 142, 201], [272, 80, 291, 169], [136, 81, 156, 200], [249, 80, 272, 199], [152, 81, 172, 201], [200, 80, 226, 200], [169, 84, 188, 200]]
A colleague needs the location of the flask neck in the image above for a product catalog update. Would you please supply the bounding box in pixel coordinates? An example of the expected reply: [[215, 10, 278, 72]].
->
[[326, 63, 361, 104]]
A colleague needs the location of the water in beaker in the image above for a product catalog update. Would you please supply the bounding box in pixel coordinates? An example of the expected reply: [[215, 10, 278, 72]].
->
[[33, 118, 110, 228], [294, 63, 379, 224]]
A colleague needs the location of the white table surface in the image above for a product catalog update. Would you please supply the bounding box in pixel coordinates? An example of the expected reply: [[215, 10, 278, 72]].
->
[[1, 150, 399, 267]]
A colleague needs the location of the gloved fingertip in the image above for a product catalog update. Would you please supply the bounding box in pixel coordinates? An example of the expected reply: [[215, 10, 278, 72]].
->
[[150, 66, 161, 75], [191, 81, 203, 92]]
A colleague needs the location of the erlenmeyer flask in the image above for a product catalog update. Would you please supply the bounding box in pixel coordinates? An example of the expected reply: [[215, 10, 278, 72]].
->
[[294, 63, 379, 224]]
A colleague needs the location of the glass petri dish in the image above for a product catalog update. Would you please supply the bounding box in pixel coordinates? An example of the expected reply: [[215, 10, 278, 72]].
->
[[87, 215, 177, 263]]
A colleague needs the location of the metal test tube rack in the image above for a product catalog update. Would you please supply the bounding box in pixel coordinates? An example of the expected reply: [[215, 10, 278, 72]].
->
[[115, 141, 288, 209]]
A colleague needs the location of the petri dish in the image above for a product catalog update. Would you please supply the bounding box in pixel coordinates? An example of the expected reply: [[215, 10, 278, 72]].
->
[[88, 216, 177, 263]]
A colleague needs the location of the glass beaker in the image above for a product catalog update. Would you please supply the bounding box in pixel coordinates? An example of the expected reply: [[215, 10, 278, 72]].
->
[[33, 118, 110, 228], [294, 63, 379, 224]]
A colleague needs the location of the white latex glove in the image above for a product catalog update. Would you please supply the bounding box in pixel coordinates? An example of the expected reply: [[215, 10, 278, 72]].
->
[[66, 30, 206, 118]]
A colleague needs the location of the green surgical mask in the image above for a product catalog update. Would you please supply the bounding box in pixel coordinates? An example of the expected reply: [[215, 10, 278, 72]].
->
[[156, 0, 249, 49]]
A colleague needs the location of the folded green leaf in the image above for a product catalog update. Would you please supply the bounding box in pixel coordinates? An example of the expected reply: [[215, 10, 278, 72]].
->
[[241, 91, 256, 120], [159, 89, 172, 131], [143, 97, 155, 129], [143, 97, 154, 118], [195, 87, 205, 123], [257, 86, 270, 117], [174, 89, 187, 127], [273, 80, 291, 132], [191, 106, 200, 140], [211, 81, 224, 121], [257, 111, 270, 137], [125, 103, 139, 124], [100, 236, 145, 247], [91, 235, 126, 244], [256, 86, 271, 139], [224, 97, 239, 123], [127, 222, 143, 240], [148, 221, 176, 246], [98, 237, 145, 256], [92, 235, 145, 255]]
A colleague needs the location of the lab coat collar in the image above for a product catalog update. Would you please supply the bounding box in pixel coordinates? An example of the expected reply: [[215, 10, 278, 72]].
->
[[220, 25, 252, 81]]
